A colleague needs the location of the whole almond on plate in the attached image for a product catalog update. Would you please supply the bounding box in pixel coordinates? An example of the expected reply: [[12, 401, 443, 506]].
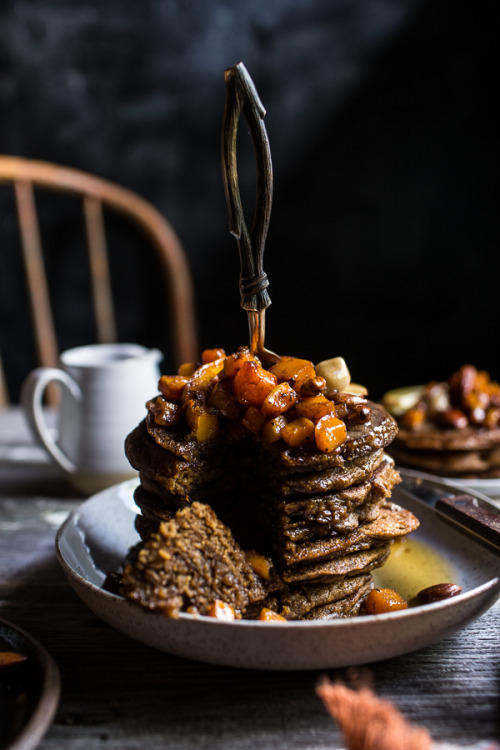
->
[[416, 583, 462, 604]]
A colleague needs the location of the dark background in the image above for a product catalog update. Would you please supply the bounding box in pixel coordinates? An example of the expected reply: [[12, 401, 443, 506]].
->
[[1, 0, 498, 402]]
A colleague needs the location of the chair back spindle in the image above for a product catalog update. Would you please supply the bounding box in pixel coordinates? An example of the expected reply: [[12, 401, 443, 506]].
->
[[83, 195, 117, 343], [0, 156, 198, 406]]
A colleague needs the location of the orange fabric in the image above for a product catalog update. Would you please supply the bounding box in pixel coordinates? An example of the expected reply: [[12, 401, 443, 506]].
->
[[317, 675, 432, 750]]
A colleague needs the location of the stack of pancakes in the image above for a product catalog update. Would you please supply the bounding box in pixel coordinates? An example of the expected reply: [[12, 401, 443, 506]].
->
[[124, 348, 418, 620], [384, 364, 500, 478]]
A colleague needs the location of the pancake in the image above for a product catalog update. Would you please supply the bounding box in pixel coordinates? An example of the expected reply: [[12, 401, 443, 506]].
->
[[282, 545, 392, 584], [263, 574, 373, 620], [121, 501, 265, 618], [122, 347, 418, 620], [279, 502, 418, 568], [277, 461, 401, 551]]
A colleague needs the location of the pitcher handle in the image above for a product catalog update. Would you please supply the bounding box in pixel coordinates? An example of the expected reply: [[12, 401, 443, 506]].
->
[[21, 368, 81, 474]]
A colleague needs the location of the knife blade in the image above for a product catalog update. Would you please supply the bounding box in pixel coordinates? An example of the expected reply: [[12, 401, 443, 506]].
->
[[399, 469, 500, 553]]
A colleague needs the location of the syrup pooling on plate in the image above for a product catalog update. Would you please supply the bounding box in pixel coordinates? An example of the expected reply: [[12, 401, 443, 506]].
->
[[373, 537, 457, 602]]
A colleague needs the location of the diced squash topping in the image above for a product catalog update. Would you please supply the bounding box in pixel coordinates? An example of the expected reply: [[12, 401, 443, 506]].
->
[[147, 347, 364, 450], [261, 383, 298, 417], [295, 395, 336, 423], [184, 399, 202, 431], [158, 375, 189, 401], [262, 414, 288, 443], [314, 413, 347, 453], [185, 401, 220, 441], [233, 361, 277, 407], [201, 347, 226, 364], [178, 362, 198, 377], [196, 412, 220, 442], [258, 608, 287, 622], [222, 347, 254, 378], [281, 417, 316, 448], [364, 588, 408, 614], [148, 397, 182, 427], [245, 550, 272, 579], [207, 600, 236, 620], [187, 359, 225, 395], [270, 356, 316, 393]]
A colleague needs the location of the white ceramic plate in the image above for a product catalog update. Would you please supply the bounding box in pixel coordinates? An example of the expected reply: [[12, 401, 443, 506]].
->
[[55, 477, 500, 671]]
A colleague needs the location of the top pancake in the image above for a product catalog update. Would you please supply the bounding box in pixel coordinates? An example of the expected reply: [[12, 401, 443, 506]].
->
[[125, 401, 397, 494]]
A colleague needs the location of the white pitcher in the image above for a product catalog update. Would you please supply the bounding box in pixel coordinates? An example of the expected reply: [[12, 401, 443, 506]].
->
[[21, 343, 162, 494]]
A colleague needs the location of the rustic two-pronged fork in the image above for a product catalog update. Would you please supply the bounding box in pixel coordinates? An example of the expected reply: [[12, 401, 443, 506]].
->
[[221, 62, 279, 367]]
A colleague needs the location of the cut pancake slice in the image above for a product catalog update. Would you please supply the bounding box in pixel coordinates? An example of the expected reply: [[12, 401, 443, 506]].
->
[[121, 502, 265, 618]]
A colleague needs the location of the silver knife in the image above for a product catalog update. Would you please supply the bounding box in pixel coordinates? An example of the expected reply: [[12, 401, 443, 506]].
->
[[399, 468, 500, 553]]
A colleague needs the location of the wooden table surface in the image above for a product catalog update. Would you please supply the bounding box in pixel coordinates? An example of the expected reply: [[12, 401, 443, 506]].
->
[[0, 406, 499, 750]]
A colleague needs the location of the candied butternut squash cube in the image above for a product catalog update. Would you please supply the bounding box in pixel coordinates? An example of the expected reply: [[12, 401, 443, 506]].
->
[[281, 417, 316, 448], [147, 397, 182, 427], [262, 414, 288, 443], [364, 588, 407, 614], [233, 361, 277, 407], [258, 608, 286, 622], [186, 359, 225, 397], [207, 600, 236, 620], [245, 550, 272, 580], [196, 412, 220, 442], [182, 399, 201, 431], [269, 356, 316, 392], [314, 413, 347, 453], [241, 405, 266, 434], [295, 395, 336, 423], [184, 400, 219, 441], [201, 347, 226, 364], [222, 347, 256, 379], [261, 382, 298, 417], [178, 362, 198, 377], [158, 375, 189, 401]]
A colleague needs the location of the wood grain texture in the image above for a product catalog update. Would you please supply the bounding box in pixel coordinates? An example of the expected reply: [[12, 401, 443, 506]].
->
[[0, 409, 499, 749]]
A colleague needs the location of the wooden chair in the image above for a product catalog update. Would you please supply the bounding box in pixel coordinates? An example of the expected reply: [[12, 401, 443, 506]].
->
[[0, 155, 198, 405]]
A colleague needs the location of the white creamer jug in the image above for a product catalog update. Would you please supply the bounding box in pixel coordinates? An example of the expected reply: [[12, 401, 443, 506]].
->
[[21, 343, 162, 494]]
